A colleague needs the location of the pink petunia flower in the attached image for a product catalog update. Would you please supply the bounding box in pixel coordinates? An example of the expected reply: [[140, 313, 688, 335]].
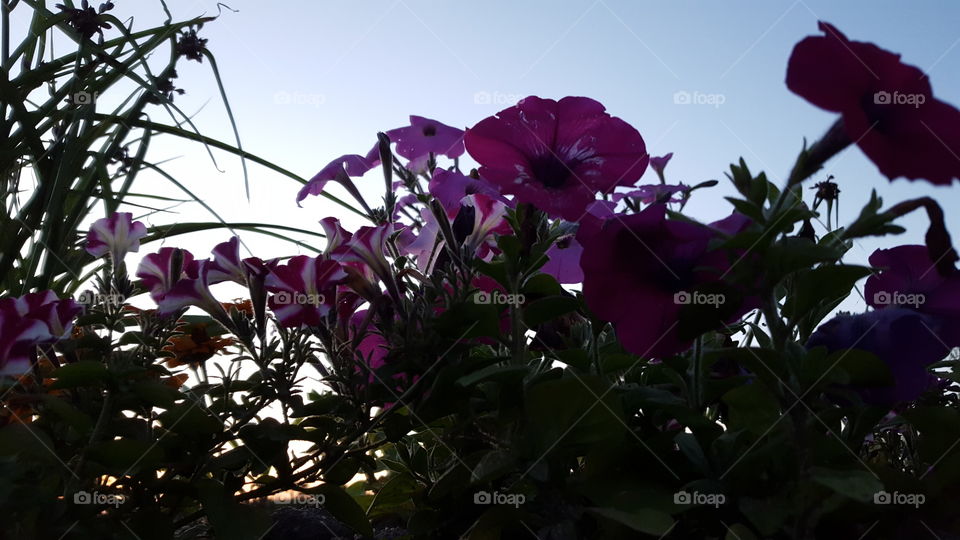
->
[[428, 169, 505, 218], [386, 116, 465, 172], [465, 96, 649, 221], [296, 145, 381, 205], [787, 22, 960, 185]]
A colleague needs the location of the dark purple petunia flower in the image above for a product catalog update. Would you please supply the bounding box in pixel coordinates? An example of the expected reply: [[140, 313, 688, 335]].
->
[[85, 212, 148, 265], [136, 247, 199, 303], [296, 145, 381, 205], [807, 308, 948, 405], [265, 255, 347, 328], [864, 244, 960, 346], [787, 22, 960, 185], [386, 116, 465, 172], [579, 204, 751, 358], [465, 96, 649, 221]]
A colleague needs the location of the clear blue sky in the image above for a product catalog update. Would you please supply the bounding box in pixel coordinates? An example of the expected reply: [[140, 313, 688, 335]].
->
[[19, 1, 960, 307]]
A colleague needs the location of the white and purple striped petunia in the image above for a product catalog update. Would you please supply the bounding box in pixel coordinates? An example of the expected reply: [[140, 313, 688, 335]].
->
[[85, 212, 148, 265], [136, 247, 199, 303], [459, 193, 511, 257], [318, 218, 353, 255], [157, 261, 230, 325], [331, 224, 394, 283], [265, 255, 347, 327], [0, 291, 83, 377]]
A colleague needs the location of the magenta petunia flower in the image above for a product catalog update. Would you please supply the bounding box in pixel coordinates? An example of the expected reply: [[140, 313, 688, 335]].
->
[[464, 96, 649, 221], [386, 116, 465, 172], [579, 204, 751, 358], [265, 255, 347, 327], [649, 153, 673, 180], [136, 247, 199, 303], [85, 212, 148, 264], [296, 145, 381, 205], [428, 169, 505, 218], [540, 234, 584, 284], [787, 22, 960, 185], [864, 244, 960, 346], [350, 309, 389, 374], [807, 308, 947, 405]]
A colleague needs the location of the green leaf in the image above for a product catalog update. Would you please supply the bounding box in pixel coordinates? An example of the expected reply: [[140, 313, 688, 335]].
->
[[522, 295, 579, 327], [87, 439, 165, 473], [722, 383, 781, 436], [810, 467, 883, 502], [49, 361, 110, 389], [324, 457, 362, 485], [367, 473, 420, 516], [195, 479, 271, 540], [307, 484, 374, 537], [587, 507, 675, 536]]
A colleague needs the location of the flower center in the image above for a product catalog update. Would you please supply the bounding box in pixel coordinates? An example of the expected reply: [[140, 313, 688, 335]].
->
[[530, 154, 575, 189], [422, 125, 437, 137]]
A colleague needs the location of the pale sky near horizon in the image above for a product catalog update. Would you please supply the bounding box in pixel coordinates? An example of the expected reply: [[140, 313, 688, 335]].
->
[[13, 1, 960, 311]]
